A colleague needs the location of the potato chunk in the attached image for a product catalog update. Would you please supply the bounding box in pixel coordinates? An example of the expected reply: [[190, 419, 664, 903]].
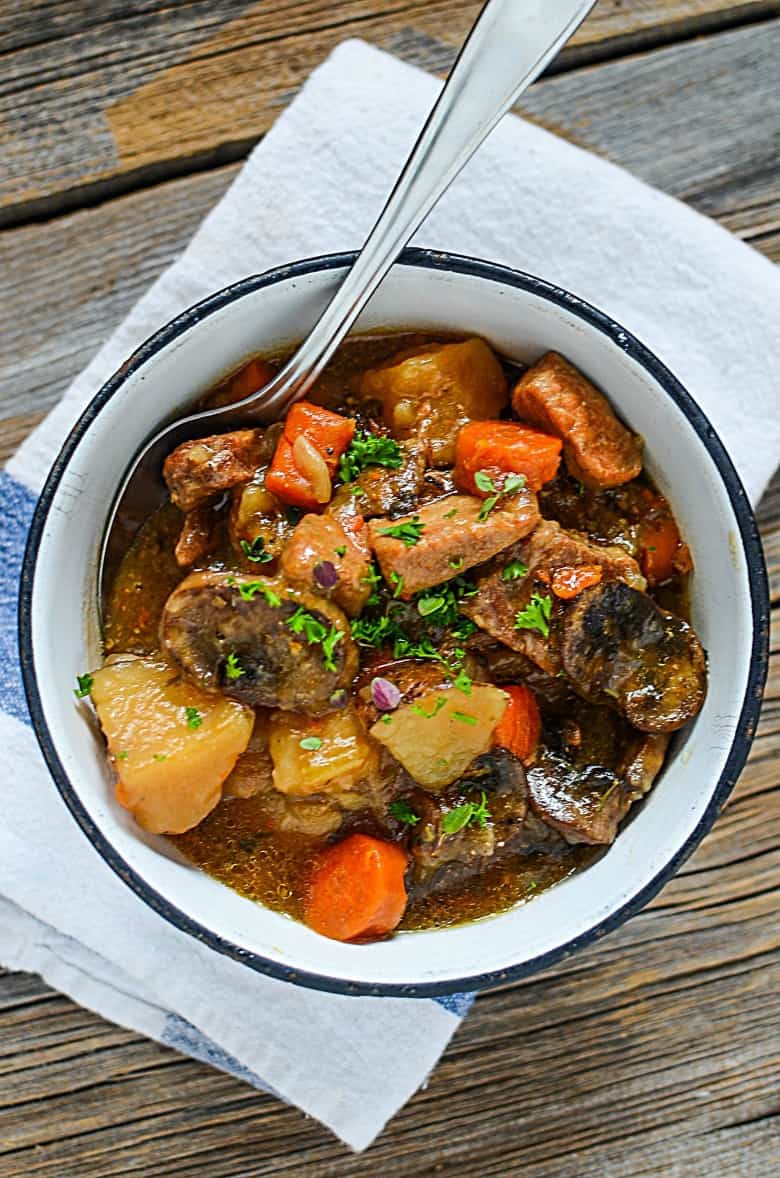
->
[[269, 707, 379, 797], [370, 684, 508, 790], [91, 656, 254, 834], [360, 338, 508, 465]]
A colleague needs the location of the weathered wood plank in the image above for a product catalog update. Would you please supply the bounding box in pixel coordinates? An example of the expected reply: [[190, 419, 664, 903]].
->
[[1, 0, 778, 223], [2, 21, 778, 434]]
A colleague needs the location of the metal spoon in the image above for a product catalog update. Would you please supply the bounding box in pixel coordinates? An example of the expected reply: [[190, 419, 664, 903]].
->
[[99, 0, 596, 607]]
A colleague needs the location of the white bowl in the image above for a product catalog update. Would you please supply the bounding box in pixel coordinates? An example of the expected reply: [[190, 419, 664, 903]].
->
[[19, 250, 769, 996]]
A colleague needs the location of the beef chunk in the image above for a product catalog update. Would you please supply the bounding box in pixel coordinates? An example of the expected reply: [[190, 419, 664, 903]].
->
[[352, 442, 427, 518], [280, 513, 372, 617], [160, 571, 358, 715], [408, 749, 528, 889], [174, 505, 218, 567], [561, 580, 707, 732], [618, 731, 671, 795], [462, 520, 645, 675], [164, 428, 272, 512], [512, 352, 643, 489], [368, 489, 540, 598], [360, 338, 508, 465]]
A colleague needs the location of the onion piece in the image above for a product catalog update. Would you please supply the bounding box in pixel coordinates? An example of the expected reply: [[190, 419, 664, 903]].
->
[[370, 677, 401, 711], [314, 560, 339, 590], [293, 434, 332, 504]]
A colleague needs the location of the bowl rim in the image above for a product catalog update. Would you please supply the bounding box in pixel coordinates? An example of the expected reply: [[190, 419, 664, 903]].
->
[[18, 247, 770, 997]]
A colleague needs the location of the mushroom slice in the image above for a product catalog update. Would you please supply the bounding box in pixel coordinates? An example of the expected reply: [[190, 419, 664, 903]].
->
[[160, 571, 358, 715], [560, 581, 706, 732]]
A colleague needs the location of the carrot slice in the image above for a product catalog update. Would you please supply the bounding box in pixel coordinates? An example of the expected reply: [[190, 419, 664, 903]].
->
[[304, 834, 408, 942], [266, 401, 355, 511], [492, 685, 541, 764], [639, 509, 683, 584], [227, 358, 276, 400], [551, 564, 603, 600], [454, 421, 562, 494]]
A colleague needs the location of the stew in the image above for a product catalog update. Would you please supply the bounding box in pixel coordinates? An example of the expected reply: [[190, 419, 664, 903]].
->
[[82, 333, 707, 941]]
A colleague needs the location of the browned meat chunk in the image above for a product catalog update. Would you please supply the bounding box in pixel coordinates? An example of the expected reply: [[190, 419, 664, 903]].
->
[[618, 731, 671, 795], [164, 429, 272, 512], [174, 505, 218, 567], [512, 352, 643, 489], [561, 581, 707, 732], [462, 520, 645, 675], [527, 750, 633, 845], [160, 571, 358, 715], [368, 489, 540, 598], [360, 338, 508, 465], [355, 442, 427, 518], [408, 750, 529, 889], [280, 513, 372, 617]]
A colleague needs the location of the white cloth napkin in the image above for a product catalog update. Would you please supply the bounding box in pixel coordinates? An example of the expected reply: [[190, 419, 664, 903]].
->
[[1, 39, 778, 1152]]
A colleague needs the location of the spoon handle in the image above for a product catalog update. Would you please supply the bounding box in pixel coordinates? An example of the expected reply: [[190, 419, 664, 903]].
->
[[255, 0, 596, 420]]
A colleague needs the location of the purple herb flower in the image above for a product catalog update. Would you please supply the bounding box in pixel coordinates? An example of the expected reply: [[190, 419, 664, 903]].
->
[[370, 677, 401, 711], [314, 560, 338, 590]]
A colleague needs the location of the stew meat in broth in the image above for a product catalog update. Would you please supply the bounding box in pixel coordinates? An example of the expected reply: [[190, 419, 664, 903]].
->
[[88, 334, 707, 941]]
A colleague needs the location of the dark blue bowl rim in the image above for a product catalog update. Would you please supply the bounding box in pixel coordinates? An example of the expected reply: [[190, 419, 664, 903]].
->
[[19, 248, 770, 998]]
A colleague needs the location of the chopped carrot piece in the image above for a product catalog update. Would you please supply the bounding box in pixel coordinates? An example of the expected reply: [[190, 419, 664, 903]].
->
[[266, 401, 355, 511], [304, 834, 408, 942], [639, 510, 683, 584], [551, 564, 603, 600], [493, 685, 541, 764], [454, 421, 562, 494], [227, 358, 276, 400]]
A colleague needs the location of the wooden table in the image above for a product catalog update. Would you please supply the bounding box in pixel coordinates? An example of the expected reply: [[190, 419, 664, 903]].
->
[[1, 2, 778, 1173]]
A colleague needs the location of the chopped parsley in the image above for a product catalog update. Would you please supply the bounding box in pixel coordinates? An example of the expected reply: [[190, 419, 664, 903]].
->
[[502, 560, 529, 582], [185, 706, 203, 730], [475, 470, 527, 521], [321, 627, 344, 673], [390, 570, 404, 598], [449, 556, 464, 570], [338, 431, 403, 482], [361, 562, 383, 606], [117, 750, 129, 761], [442, 791, 491, 835], [444, 507, 458, 520], [417, 593, 446, 618], [452, 710, 478, 726], [514, 592, 553, 638], [225, 653, 245, 680], [453, 669, 472, 695], [286, 607, 343, 672], [334, 545, 347, 557], [74, 672, 93, 699], [377, 516, 425, 547], [299, 736, 323, 751], [411, 695, 447, 719], [390, 799, 420, 826], [234, 579, 281, 607], [240, 536, 273, 564], [153, 753, 168, 763], [350, 574, 477, 672]]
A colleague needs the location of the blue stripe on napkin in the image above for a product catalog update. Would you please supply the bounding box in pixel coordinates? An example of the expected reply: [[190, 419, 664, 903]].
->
[[0, 470, 37, 725]]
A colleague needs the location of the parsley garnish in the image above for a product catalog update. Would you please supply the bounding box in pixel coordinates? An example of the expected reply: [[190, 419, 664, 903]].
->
[[390, 570, 404, 598], [452, 710, 477, 725], [390, 800, 420, 826], [502, 560, 529, 582], [453, 669, 472, 695], [334, 545, 347, 557], [240, 536, 273, 564], [411, 696, 447, 719], [235, 580, 281, 607], [444, 507, 458, 520], [339, 431, 403, 483], [377, 516, 424, 547], [225, 653, 245, 679], [299, 736, 323, 751], [442, 791, 491, 834], [153, 753, 168, 763], [514, 592, 553, 638], [74, 673, 93, 699], [417, 593, 446, 618], [185, 706, 203, 730], [321, 627, 344, 673], [449, 556, 464, 570], [475, 470, 527, 521], [361, 562, 383, 606], [117, 750, 129, 761]]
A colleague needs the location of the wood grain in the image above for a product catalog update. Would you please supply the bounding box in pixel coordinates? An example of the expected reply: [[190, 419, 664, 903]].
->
[[1, 0, 779, 223], [0, 3, 778, 1174], [2, 20, 778, 433]]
